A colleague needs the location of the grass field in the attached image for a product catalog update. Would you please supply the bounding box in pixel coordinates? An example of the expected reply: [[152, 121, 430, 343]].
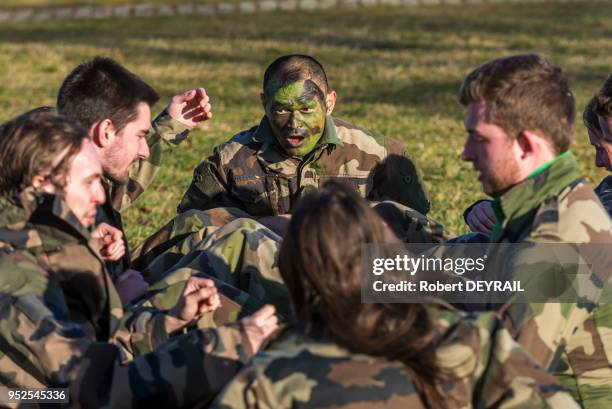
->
[[0, 1, 610, 245]]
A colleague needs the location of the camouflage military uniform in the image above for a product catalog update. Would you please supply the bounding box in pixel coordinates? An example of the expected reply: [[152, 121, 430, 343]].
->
[[375, 153, 612, 408], [131, 207, 252, 276], [478, 152, 612, 408], [178, 116, 430, 217], [594, 174, 612, 217], [96, 110, 191, 279], [142, 217, 290, 323], [211, 307, 579, 409], [0, 249, 254, 408], [0, 192, 253, 356]]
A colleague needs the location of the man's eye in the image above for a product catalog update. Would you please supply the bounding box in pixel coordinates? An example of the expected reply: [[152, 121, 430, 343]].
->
[[274, 109, 290, 115], [300, 108, 315, 114], [472, 134, 487, 143], [468, 134, 484, 143]]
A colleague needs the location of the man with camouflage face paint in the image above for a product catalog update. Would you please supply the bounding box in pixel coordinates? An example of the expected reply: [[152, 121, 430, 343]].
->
[[133, 54, 429, 316], [263, 75, 332, 157], [178, 54, 430, 224]]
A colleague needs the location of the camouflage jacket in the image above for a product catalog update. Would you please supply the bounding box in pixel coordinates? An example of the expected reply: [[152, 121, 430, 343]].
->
[[0, 249, 254, 408], [0, 194, 191, 360], [178, 116, 430, 217], [96, 110, 191, 279], [594, 174, 612, 217], [485, 152, 612, 408], [211, 308, 578, 409]]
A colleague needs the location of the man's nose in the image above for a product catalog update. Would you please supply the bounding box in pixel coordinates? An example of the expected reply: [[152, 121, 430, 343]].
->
[[93, 183, 106, 205], [288, 113, 301, 129], [138, 136, 150, 159]]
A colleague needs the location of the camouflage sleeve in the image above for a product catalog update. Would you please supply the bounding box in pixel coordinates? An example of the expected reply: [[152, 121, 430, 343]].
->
[[368, 138, 431, 215], [496, 217, 612, 355], [109, 109, 192, 212], [372, 201, 448, 243], [109, 304, 192, 358], [1, 289, 254, 408], [466, 312, 580, 409], [177, 150, 246, 213]]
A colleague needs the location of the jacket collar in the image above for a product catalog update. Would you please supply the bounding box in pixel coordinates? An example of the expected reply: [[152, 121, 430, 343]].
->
[[491, 151, 580, 242], [0, 190, 91, 251]]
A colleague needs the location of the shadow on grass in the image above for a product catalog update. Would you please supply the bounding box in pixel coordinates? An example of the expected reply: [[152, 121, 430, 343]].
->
[[0, 3, 610, 118], [0, 3, 611, 51]]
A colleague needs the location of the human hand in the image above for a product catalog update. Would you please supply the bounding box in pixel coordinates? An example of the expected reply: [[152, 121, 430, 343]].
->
[[239, 305, 278, 354], [167, 88, 212, 128], [465, 201, 496, 235], [169, 277, 220, 327], [115, 269, 150, 306], [92, 223, 125, 261]]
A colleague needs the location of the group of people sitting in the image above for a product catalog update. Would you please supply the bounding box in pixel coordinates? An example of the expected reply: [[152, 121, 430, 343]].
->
[[0, 52, 611, 408]]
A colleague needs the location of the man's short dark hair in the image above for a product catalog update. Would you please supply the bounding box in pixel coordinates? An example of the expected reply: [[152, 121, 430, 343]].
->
[[57, 57, 160, 132], [0, 109, 86, 196], [593, 75, 612, 120], [460, 53, 575, 154], [263, 54, 329, 98], [584, 97, 600, 133]]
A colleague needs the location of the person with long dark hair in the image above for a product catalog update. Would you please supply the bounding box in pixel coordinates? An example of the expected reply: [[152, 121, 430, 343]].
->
[[212, 181, 578, 409]]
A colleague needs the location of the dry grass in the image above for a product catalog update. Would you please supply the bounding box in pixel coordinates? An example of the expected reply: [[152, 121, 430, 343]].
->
[[0, 1, 610, 244]]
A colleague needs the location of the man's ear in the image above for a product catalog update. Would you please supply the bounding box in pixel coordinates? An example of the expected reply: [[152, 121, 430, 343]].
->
[[260, 92, 267, 111], [91, 119, 116, 149], [325, 90, 337, 116], [517, 130, 554, 161], [31, 175, 56, 194], [516, 131, 533, 159]]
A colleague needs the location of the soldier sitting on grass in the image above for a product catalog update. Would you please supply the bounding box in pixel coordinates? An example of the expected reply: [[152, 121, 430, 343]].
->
[[396, 54, 612, 408], [56, 57, 213, 304], [0, 109, 278, 407], [131, 53, 432, 291], [177, 53, 430, 235]]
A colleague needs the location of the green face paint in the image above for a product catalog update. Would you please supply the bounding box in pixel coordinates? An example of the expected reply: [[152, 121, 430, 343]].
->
[[264, 79, 327, 157]]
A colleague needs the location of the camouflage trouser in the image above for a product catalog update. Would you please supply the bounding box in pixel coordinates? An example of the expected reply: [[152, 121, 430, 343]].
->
[[132, 207, 252, 281], [134, 201, 457, 329], [371, 201, 449, 243], [140, 215, 290, 326], [371, 200, 492, 244]]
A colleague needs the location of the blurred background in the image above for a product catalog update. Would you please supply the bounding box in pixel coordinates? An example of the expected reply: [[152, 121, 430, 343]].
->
[[0, 0, 609, 244]]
